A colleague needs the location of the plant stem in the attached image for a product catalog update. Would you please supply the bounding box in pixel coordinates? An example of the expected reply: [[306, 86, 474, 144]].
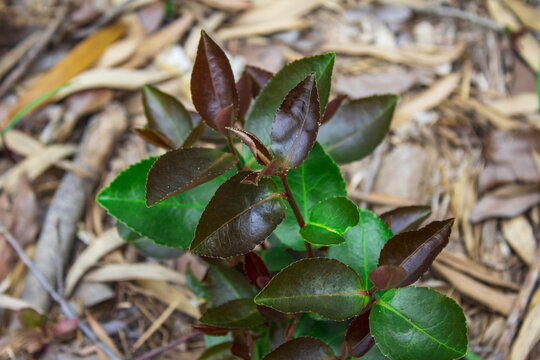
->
[[278, 172, 314, 257], [226, 134, 242, 171]]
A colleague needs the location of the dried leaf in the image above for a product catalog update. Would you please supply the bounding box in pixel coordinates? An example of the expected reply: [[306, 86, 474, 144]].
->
[[501, 0, 540, 31], [86, 263, 185, 284], [501, 216, 537, 266], [470, 187, 540, 223]]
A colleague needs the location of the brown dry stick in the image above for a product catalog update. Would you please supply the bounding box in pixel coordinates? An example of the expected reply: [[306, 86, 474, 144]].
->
[[18, 103, 127, 312]]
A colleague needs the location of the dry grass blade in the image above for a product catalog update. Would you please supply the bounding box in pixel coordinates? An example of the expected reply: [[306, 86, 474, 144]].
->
[[325, 39, 466, 67], [1, 22, 125, 129], [86, 263, 186, 284], [85, 310, 123, 358], [0, 144, 78, 193], [136, 280, 200, 318], [432, 262, 516, 315], [64, 228, 125, 297], [132, 297, 182, 351]]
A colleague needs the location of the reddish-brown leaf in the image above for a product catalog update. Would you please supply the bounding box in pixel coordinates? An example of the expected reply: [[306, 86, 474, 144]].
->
[[378, 219, 454, 287], [231, 330, 253, 360], [236, 72, 252, 122], [322, 94, 346, 124], [228, 127, 273, 165], [341, 310, 374, 358], [245, 65, 273, 97], [262, 337, 334, 360], [368, 265, 407, 290], [192, 323, 231, 336], [270, 73, 320, 169], [191, 31, 238, 130], [379, 205, 431, 234], [216, 104, 234, 135], [244, 252, 271, 289], [133, 128, 177, 150]]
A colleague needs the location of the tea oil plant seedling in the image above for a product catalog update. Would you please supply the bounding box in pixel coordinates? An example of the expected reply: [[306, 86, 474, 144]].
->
[[97, 31, 468, 360]]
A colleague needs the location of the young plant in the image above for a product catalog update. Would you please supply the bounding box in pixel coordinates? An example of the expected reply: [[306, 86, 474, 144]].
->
[[97, 31, 468, 360]]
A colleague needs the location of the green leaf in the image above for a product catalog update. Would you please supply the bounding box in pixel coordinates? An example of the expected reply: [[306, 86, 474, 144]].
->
[[293, 314, 349, 354], [142, 84, 192, 146], [318, 95, 398, 164], [262, 337, 334, 360], [378, 219, 454, 287], [273, 142, 346, 250], [18, 308, 46, 329], [191, 31, 238, 131], [190, 171, 286, 258], [97, 157, 231, 248], [255, 258, 368, 321], [244, 53, 335, 167], [355, 345, 389, 359], [258, 247, 295, 272], [200, 299, 265, 329], [145, 148, 236, 206], [300, 197, 359, 246], [270, 73, 320, 169], [379, 205, 431, 234], [370, 287, 467, 360], [206, 266, 257, 307], [186, 263, 208, 299], [116, 221, 184, 260], [328, 209, 393, 290], [198, 342, 235, 360]]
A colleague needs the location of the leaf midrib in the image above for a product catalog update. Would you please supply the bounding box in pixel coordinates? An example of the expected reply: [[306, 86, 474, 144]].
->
[[258, 290, 365, 302], [377, 299, 462, 356]]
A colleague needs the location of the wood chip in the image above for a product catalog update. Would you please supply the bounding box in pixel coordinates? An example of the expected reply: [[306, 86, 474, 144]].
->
[[85, 310, 123, 358], [217, 18, 308, 40], [436, 251, 519, 291], [392, 73, 460, 128], [86, 263, 186, 285], [488, 92, 539, 116], [487, 0, 522, 30], [234, 0, 322, 25], [432, 262, 516, 315], [0, 32, 40, 79], [453, 97, 524, 130], [501, 216, 537, 266], [0, 130, 44, 157], [516, 32, 540, 72], [64, 228, 125, 297], [0, 294, 39, 312], [510, 302, 540, 360], [501, 0, 540, 32]]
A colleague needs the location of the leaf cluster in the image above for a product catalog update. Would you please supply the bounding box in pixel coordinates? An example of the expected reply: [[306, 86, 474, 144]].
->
[[97, 31, 468, 360]]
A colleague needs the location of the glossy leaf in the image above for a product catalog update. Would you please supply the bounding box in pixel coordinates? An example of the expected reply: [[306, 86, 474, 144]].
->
[[293, 315, 349, 354], [342, 310, 374, 358], [198, 342, 235, 360], [270, 73, 320, 169], [244, 252, 271, 289], [215, 104, 234, 135], [378, 219, 454, 287], [116, 221, 184, 260], [370, 287, 467, 360], [228, 127, 273, 166], [142, 84, 193, 146], [274, 142, 346, 250], [262, 337, 334, 360], [322, 94, 347, 125], [328, 209, 393, 289], [244, 53, 335, 167], [255, 258, 368, 321], [133, 128, 177, 150], [190, 172, 286, 258], [318, 95, 398, 164], [97, 157, 232, 248], [368, 266, 407, 290], [241, 159, 281, 185], [200, 299, 265, 329], [191, 31, 238, 130], [300, 197, 359, 246], [236, 72, 252, 121], [206, 266, 257, 307], [356, 345, 389, 360], [245, 65, 273, 97], [379, 205, 431, 234], [146, 148, 236, 206]]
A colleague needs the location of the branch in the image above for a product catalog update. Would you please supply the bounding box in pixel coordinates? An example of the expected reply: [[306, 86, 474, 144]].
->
[[0, 227, 122, 360]]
